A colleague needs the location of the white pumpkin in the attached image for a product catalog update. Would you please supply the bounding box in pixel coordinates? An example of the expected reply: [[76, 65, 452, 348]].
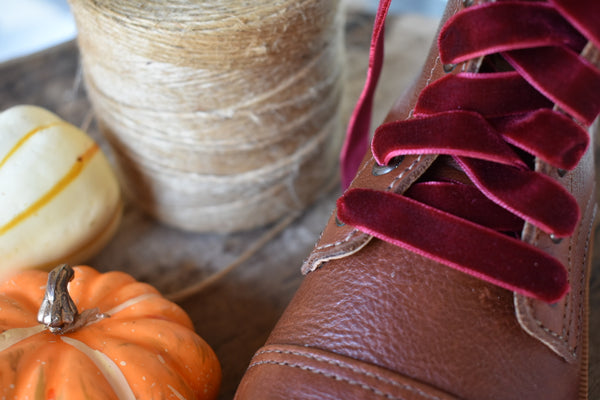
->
[[0, 105, 122, 274]]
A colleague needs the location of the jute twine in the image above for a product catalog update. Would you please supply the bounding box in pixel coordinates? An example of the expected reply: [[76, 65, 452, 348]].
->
[[68, 0, 344, 232]]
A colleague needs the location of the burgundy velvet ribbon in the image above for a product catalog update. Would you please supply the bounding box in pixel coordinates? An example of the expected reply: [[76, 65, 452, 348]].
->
[[439, 1, 586, 64], [503, 47, 600, 125], [414, 72, 553, 118], [337, 0, 600, 302], [372, 111, 526, 167], [339, 0, 391, 189], [490, 110, 588, 170], [456, 157, 580, 237], [404, 181, 524, 232], [338, 188, 569, 303], [550, 0, 600, 49], [413, 73, 589, 169], [439, 2, 600, 125]]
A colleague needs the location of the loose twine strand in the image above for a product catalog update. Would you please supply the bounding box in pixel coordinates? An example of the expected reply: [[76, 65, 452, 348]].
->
[[164, 171, 340, 303], [166, 211, 300, 303], [69, 0, 344, 232]]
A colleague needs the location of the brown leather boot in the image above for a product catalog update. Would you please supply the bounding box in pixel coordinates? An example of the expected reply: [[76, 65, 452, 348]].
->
[[235, 0, 600, 398]]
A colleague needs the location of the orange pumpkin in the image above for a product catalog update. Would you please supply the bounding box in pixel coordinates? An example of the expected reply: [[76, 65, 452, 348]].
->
[[0, 264, 221, 399]]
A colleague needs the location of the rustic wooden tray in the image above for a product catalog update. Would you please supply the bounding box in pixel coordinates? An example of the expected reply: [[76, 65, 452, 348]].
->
[[1, 10, 598, 399]]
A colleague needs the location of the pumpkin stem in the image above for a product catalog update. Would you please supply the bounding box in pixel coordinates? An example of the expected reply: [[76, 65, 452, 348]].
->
[[37, 264, 108, 334]]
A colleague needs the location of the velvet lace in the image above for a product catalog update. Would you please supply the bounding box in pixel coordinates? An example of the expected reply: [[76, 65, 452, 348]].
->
[[338, 0, 600, 302]]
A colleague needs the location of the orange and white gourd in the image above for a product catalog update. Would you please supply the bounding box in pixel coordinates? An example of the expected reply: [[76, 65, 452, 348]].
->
[[0, 264, 221, 399], [0, 105, 122, 274]]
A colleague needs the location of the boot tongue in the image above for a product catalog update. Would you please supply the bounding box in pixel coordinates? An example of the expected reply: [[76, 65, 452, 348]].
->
[[405, 156, 525, 233], [415, 156, 469, 184]]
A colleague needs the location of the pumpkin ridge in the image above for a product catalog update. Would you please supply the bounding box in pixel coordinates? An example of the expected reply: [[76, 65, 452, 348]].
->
[[34, 363, 45, 400], [69, 268, 156, 313], [69, 319, 211, 395], [8, 332, 121, 399], [168, 384, 187, 400], [81, 281, 194, 329], [66, 327, 200, 398], [0, 325, 45, 352], [0, 298, 40, 328], [60, 335, 136, 400], [103, 293, 161, 316], [0, 331, 55, 398], [0, 270, 48, 312]]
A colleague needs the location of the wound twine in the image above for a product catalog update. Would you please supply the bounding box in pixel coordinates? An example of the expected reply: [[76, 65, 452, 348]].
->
[[68, 0, 345, 232]]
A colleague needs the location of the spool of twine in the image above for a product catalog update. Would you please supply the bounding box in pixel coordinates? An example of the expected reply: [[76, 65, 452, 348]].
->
[[68, 0, 344, 232]]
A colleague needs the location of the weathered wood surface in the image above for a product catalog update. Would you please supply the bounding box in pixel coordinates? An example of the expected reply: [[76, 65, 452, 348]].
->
[[1, 10, 598, 399]]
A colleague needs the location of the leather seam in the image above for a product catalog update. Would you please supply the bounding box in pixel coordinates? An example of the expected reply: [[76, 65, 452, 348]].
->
[[248, 359, 405, 400], [314, 155, 424, 253], [411, 55, 441, 120], [251, 348, 446, 400], [385, 155, 424, 192], [314, 228, 361, 251], [425, 56, 440, 88], [566, 173, 576, 345], [525, 187, 594, 358], [573, 191, 595, 355], [564, 237, 573, 342], [563, 168, 575, 344], [312, 155, 374, 252]]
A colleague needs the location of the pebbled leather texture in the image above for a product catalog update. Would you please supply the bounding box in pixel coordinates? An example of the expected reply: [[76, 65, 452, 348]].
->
[[235, 0, 596, 398]]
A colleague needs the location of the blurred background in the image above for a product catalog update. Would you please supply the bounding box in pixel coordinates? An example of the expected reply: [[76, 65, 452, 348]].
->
[[0, 0, 446, 63], [1, 0, 75, 63]]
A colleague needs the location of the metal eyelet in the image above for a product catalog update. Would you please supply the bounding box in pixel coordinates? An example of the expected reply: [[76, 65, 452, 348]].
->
[[372, 155, 404, 176], [335, 213, 345, 227], [557, 168, 567, 177], [549, 234, 563, 244], [462, 0, 474, 7], [443, 63, 456, 73]]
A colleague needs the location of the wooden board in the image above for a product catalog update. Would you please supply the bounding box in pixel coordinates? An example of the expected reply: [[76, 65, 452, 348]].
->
[[1, 10, 598, 399]]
